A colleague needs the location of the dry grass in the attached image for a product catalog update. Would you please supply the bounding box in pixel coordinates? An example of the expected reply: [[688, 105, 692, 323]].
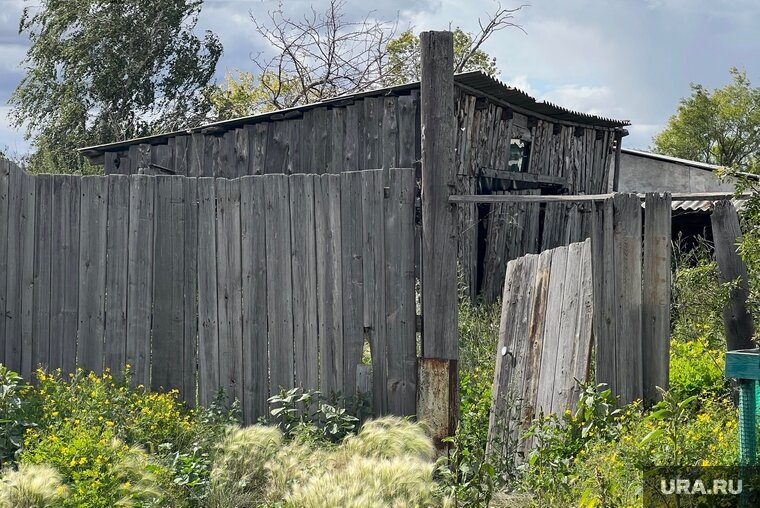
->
[[0, 464, 67, 508]]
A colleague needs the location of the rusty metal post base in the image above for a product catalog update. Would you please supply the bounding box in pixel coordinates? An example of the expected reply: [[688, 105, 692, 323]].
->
[[417, 357, 459, 454]]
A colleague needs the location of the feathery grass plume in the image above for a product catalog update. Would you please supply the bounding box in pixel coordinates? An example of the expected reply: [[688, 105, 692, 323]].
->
[[205, 425, 283, 508], [341, 416, 436, 462], [287, 455, 452, 508], [263, 441, 336, 502], [112, 442, 166, 507], [0, 464, 68, 508]]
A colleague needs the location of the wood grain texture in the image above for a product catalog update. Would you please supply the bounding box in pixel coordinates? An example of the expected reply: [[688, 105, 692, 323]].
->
[[126, 175, 155, 387], [182, 177, 198, 405], [104, 175, 130, 374], [240, 176, 269, 422], [0, 161, 9, 365], [197, 177, 219, 405], [77, 176, 107, 374], [642, 193, 671, 402], [32, 175, 52, 371], [712, 200, 755, 352]]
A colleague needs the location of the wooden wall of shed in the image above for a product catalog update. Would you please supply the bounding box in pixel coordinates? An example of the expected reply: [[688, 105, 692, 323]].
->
[[104, 92, 420, 179], [453, 87, 617, 300]]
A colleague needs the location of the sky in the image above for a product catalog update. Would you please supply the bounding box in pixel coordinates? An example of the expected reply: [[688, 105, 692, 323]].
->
[[1, 0, 760, 157]]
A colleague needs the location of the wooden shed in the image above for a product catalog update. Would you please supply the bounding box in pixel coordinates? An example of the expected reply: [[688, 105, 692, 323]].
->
[[80, 71, 630, 302]]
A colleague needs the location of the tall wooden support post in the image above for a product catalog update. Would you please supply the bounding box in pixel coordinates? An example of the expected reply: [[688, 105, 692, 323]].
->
[[418, 30, 459, 452], [612, 130, 623, 192], [712, 200, 755, 352]]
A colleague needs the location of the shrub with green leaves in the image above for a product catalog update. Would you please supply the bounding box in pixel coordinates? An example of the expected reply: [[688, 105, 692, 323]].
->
[[0, 364, 33, 468]]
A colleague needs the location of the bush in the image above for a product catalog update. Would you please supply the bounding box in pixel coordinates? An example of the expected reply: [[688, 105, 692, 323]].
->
[[0, 464, 67, 508], [669, 339, 728, 399], [0, 364, 33, 468]]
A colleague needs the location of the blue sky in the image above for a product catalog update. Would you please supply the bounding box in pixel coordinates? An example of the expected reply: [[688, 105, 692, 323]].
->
[[1, 0, 759, 157]]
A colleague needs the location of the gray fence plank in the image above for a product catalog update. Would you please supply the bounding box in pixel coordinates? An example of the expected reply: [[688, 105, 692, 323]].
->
[[49, 176, 80, 372], [712, 200, 755, 352], [247, 124, 268, 175], [78, 176, 108, 374], [289, 174, 319, 392], [0, 161, 8, 365], [32, 175, 53, 370], [643, 193, 671, 402], [183, 177, 199, 406], [362, 170, 387, 414], [17, 172, 36, 378], [613, 193, 643, 404], [315, 174, 344, 397], [104, 175, 130, 374], [340, 171, 364, 398], [385, 168, 416, 415], [265, 174, 295, 393], [126, 175, 155, 387], [240, 176, 269, 422], [152, 176, 184, 392], [216, 178, 244, 406], [591, 198, 616, 397], [197, 177, 219, 406]]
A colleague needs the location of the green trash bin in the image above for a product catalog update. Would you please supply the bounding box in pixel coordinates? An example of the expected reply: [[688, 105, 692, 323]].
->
[[725, 349, 760, 466]]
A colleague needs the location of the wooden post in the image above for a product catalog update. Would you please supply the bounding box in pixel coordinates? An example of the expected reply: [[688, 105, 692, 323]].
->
[[418, 30, 459, 451], [612, 130, 623, 192], [711, 200, 755, 352]]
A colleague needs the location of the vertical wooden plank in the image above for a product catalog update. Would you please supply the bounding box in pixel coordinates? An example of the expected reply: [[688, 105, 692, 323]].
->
[[217, 132, 236, 179], [78, 176, 108, 374], [340, 171, 364, 398], [265, 174, 295, 392], [266, 122, 289, 174], [173, 135, 189, 176], [330, 108, 345, 173], [240, 176, 269, 422], [32, 175, 52, 370], [397, 95, 416, 169], [234, 128, 249, 178], [300, 110, 316, 173], [286, 120, 302, 174], [535, 246, 568, 414], [126, 175, 155, 387], [104, 152, 124, 175], [362, 170, 387, 414], [289, 174, 319, 392], [382, 98, 399, 181], [344, 104, 361, 171], [49, 175, 80, 372], [712, 200, 755, 352], [247, 124, 268, 175], [591, 198, 617, 396], [189, 133, 205, 177], [196, 177, 219, 405], [182, 177, 199, 406], [364, 98, 383, 169], [17, 173, 36, 378], [104, 175, 130, 374], [4, 162, 23, 372], [613, 193, 643, 403], [216, 178, 244, 406], [0, 161, 9, 365], [570, 239, 595, 391], [151, 176, 185, 393], [315, 174, 344, 397], [385, 168, 417, 415], [643, 193, 671, 402]]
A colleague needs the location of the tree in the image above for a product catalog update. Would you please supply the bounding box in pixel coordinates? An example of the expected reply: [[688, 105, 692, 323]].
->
[[10, 0, 222, 174], [207, 1, 524, 120], [652, 68, 760, 170]]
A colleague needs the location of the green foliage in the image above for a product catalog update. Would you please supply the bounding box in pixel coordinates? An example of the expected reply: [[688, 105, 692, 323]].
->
[[520, 388, 739, 507], [385, 28, 499, 86], [265, 387, 364, 443], [458, 296, 502, 378], [10, 0, 222, 174], [0, 364, 34, 468], [204, 71, 298, 120], [669, 340, 727, 400], [0, 464, 67, 508], [652, 68, 760, 169]]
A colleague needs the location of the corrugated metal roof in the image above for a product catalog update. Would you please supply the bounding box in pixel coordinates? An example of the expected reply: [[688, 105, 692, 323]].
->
[[454, 71, 630, 129], [671, 199, 746, 212], [79, 71, 630, 156]]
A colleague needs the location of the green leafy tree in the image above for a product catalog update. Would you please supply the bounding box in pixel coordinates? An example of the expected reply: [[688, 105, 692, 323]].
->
[[10, 0, 222, 174], [652, 68, 760, 170]]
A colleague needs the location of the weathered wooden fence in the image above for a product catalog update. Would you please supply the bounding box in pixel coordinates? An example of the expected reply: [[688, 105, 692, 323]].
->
[[487, 239, 594, 460], [0, 159, 417, 423], [591, 193, 672, 404]]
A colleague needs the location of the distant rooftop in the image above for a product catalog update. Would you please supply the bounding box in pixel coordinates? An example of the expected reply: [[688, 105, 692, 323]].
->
[[80, 71, 630, 157], [622, 148, 724, 172]]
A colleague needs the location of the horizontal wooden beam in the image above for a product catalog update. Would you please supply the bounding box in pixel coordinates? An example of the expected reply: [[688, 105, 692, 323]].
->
[[450, 193, 614, 204], [480, 168, 566, 186], [450, 191, 752, 205]]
